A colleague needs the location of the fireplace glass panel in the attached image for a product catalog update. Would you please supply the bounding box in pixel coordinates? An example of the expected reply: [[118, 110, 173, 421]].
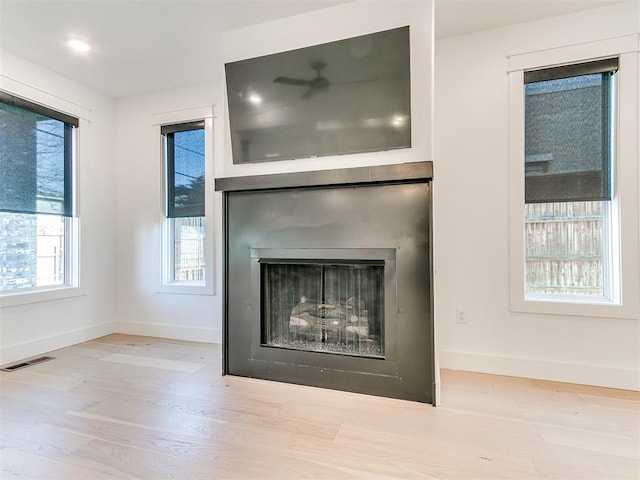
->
[[261, 261, 384, 358]]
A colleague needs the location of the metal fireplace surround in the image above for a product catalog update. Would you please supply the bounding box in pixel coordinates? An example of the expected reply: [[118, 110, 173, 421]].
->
[[215, 162, 434, 403]]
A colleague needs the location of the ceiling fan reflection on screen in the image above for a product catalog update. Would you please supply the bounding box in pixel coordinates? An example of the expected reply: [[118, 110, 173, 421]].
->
[[273, 61, 376, 99]]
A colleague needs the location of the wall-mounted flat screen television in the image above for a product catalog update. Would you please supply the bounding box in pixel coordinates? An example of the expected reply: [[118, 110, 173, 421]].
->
[[225, 26, 411, 164]]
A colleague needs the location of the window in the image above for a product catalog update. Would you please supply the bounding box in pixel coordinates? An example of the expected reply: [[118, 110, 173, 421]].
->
[[509, 39, 639, 319], [161, 121, 205, 284], [523, 59, 616, 301], [0, 92, 77, 293]]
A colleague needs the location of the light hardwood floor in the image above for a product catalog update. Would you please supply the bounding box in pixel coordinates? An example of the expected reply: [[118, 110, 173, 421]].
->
[[1, 334, 638, 479]]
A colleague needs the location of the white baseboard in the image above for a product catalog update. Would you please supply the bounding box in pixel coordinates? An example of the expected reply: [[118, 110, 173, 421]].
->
[[114, 321, 221, 344], [439, 350, 640, 391], [0, 321, 116, 366]]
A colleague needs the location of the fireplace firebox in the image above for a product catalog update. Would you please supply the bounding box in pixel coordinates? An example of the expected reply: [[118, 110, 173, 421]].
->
[[261, 260, 385, 358], [216, 162, 433, 403]]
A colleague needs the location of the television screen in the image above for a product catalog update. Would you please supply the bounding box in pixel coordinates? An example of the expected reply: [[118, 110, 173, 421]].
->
[[225, 26, 411, 164]]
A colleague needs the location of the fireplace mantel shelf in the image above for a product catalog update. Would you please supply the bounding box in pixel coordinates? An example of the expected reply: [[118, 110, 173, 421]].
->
[[215, 161, 433, 193]]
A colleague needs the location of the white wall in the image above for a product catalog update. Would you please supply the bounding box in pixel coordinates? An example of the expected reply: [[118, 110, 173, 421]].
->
[[434, 1, 640, 390], [114, 82, 223, 343], [113, 0, 434, 346], [0, 50, 117, 364]]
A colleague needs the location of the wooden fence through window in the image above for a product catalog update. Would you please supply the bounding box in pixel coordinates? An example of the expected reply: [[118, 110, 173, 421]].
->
[[525, 201, 604, 296]]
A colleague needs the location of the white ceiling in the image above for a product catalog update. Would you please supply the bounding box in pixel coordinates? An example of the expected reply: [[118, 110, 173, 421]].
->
[[0, 0, 627, 98]]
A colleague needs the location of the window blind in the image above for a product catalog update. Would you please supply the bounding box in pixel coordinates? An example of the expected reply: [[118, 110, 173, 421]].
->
[[524, 58, 617, 204], [0, 92, 76, 217], [163, 121, 205, 218]]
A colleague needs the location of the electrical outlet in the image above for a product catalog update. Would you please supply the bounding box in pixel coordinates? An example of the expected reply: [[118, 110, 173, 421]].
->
[[456, 309, 467, 324]]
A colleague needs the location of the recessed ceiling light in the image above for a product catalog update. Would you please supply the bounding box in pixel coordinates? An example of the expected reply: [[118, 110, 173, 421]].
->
[[67, 38, 91, 53]]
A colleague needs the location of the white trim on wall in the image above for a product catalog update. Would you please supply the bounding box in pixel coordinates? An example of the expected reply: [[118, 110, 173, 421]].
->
[[0, 321, 115, 366], [0, 73, 93, 123], [508, 34, 639, 72], [114, 321, 221, 344], [440, 349, 640, 391]]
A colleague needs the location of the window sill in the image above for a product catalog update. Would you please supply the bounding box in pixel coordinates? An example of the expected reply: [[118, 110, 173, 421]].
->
[[156, 282, 213, 296], [511, 294, 638, 320], [0, 285, 86, 308]]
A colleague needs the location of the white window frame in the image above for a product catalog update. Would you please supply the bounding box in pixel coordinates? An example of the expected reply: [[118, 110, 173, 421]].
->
[[508, 37, 639, 319], [0, 98, 82, 308], [155, 107, 214, 296]]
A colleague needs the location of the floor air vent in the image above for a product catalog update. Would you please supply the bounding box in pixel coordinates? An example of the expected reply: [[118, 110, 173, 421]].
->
[[0, 356, 55, 372]]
